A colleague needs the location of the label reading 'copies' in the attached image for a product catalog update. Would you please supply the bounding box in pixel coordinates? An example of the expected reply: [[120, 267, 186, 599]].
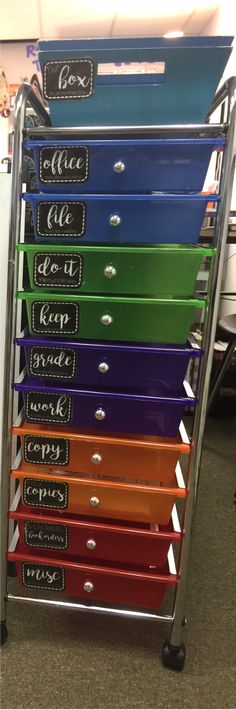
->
[[29, 346, 76, 380], [40, 145, 89, 183], [36, 201, 86, 238], [33, 252, 83, 288], [43, 59, 95, 100], [23, 478, 68, 509], [24, 435, 69, 466], [32, 301, 79, 335], [25, 391, 72, 424], [22, 562, 65, 591], [24, 521, 68, 550]]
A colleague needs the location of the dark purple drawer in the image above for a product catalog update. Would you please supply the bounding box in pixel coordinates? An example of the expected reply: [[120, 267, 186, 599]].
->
[[15, 377, 196, 437], [16, 336, 201, 395]]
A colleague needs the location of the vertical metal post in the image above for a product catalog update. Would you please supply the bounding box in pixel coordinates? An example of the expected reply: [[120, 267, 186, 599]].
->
[[169, 89, 236, 649]]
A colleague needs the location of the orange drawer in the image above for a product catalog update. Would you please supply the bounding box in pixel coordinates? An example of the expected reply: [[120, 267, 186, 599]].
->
[[10, 462, 186, 525], [12, 420, 189, 485]]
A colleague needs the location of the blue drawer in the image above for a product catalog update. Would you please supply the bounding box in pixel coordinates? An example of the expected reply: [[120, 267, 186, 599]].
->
[[24, 138, 224, 194], [38, 36, 232, 126], [22, 192, 218, 245]]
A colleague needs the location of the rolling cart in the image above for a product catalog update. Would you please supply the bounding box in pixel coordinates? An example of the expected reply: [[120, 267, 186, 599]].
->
[[1, 64, 235, 670]]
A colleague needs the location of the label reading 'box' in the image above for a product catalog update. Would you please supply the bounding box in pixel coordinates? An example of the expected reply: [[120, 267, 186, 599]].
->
[[43, 59, 95, 100]]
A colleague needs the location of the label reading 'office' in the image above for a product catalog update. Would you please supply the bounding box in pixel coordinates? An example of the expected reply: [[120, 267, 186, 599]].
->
[[26, 391, 72, 424], [24, 435, 69, 466], [40, 146, 89, 184], [37, 201, 86, 237], [22, 562, 65, 591], [34, 252, 83, 288], [32, 301, 79, 335], [29, 346, 76, 380], [43, 59, 95, 100], [25, 521, 68, 551], [23, 478, 68, 509]]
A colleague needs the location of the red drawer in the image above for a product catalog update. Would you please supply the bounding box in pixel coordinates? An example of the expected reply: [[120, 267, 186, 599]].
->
[[9, 499, 181, 568], [8, 546, 178, 610]]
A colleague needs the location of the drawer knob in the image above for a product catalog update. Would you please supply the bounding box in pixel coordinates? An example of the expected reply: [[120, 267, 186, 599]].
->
[[100, 314, 113, 326], [95, 407, 106, 421], [114, 161, 125, 173], [92, 452, 102, 464], [109, 214, 121, 227], [86, 538, 97, 551], [83, 581, 94, 593], [98, 361, 109, 374], [90, 496, 100, 507], [104, 264, 117, 279]]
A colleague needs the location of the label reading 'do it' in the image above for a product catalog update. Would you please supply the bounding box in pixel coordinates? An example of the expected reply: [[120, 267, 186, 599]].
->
[[29, 346, 76, 380], [24, 435, 69, 466], [43, 59, 95, 101], [22, 562, 65, 591], [40, 146, 89, 184], [23, 478, 68, 509], [34, 252, 83, 288], [25, 391, 72, 425], [25, 521, 68, 550], [32, 301, 79, 335], [37, 201, 86, 238]]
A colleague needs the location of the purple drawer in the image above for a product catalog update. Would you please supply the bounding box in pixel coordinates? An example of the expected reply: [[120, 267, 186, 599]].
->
[[15, 377, 196, 437], [16, 336, 201, 395]]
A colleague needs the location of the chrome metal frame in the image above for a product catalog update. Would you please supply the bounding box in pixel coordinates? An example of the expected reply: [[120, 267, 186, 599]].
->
[[1, 79, 236, 652]]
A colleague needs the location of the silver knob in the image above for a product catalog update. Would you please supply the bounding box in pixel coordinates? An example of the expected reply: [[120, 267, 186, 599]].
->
[[95, 407, 106, 421], [90, 496, 100, 507], [98, 361, 109, 374], [83, 581, 94, 593], [92, 452, 102, 464], [86, 538, 97, 551], [109, 214, 121, 227], [114, 161, 125, 173], [100, 314, 113, 326], [104, 265, 117, 279]]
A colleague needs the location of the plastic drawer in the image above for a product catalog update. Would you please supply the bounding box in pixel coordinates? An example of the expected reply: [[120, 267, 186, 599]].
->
[[17, 291, 205, 345], [38, 36, 232, 126], [17, 243, 213, 297], [12, 421, 190, 485], [22, 192, 218, 246], [24, 138, 224, 194]]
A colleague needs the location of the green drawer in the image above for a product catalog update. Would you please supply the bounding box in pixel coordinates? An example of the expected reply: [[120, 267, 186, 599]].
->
[[17, 291, 205, 344], [17, 244, 213, 297]]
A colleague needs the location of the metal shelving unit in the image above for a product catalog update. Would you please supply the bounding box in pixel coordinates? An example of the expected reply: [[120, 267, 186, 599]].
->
[[0, 77, 235, 669]]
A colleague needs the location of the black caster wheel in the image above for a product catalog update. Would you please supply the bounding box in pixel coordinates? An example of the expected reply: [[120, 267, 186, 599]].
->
[[0, 622, 8, 646], [162, 640, 186, 671]]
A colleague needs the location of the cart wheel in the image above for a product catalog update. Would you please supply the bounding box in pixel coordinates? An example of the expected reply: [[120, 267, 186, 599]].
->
[[0, 622, 8, 646], [162, 640, 186, 671]]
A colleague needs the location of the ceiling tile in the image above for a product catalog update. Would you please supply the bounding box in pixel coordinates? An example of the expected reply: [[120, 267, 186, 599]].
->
[[39, 0, 116, 39], [0, 0, 40, 39]]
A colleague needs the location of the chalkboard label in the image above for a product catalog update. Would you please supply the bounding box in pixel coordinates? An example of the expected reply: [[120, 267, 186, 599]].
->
[[34, 252, 83, 288], [36, 201, 86, 238], [24, 435, 69, 466], [24, 521, 68, 550], [22, 562, 65, 591], [32, 301, 79, 335], [40, 145, 89, 184], [23, 478, 68, 509], [29, 346, 76, 380], [43, 59, 95, 101], [25, 391, 72, 425]]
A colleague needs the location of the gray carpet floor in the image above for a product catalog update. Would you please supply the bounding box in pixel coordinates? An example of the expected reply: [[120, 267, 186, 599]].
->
[[1, 417, 236, 709]]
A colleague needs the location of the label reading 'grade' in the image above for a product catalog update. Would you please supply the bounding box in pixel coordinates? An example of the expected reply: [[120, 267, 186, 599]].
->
[[22, 562, 65, 591], [25, 521, 68, 550], [36, 201, 86, 237], [34, 252, 83, 288], [32, 301, 79, 335], [43, 59, 95, 100], [40, 146, 89, 183], [25, 391, 72, 424], [23, 478, 68, 509], [29, 346, 76, 380], [24, 435, 69, 466]]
